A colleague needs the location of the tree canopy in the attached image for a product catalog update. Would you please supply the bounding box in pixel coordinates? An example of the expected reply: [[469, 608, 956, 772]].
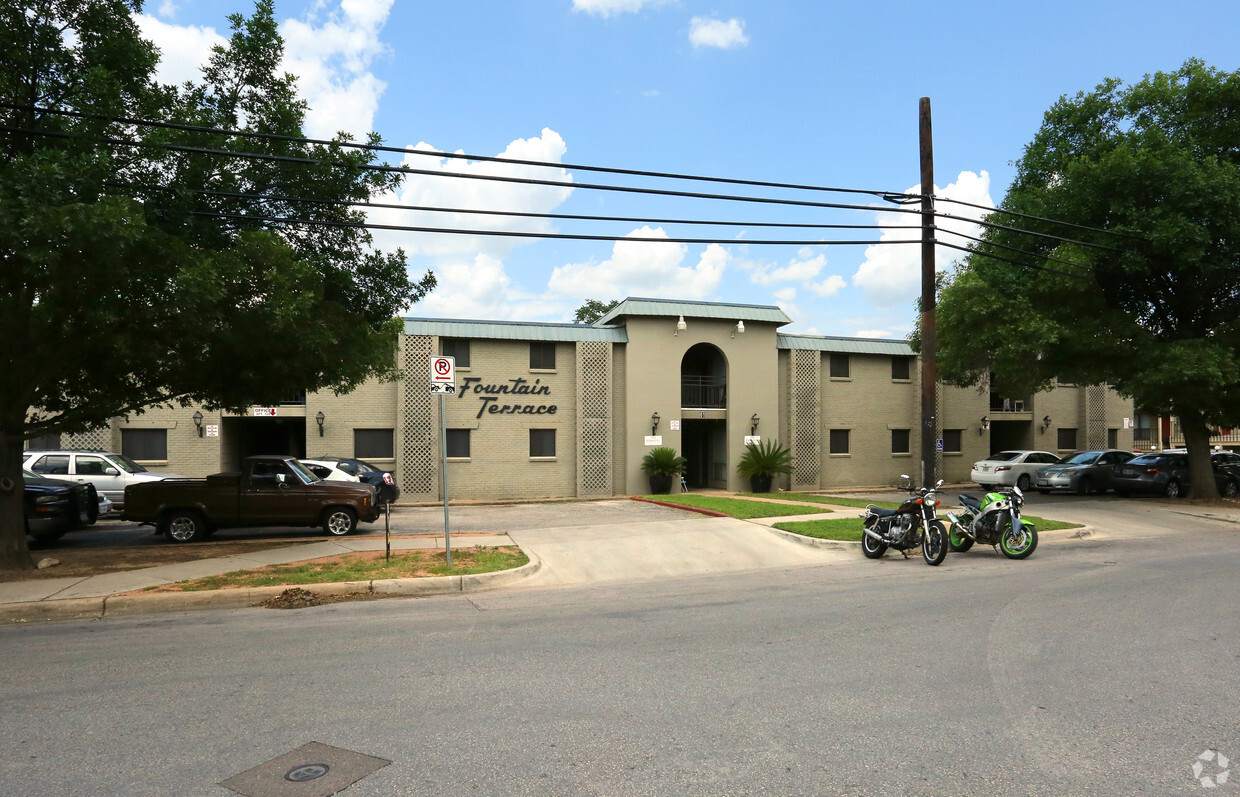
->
[[0, 0, 435, 568], [935, 59, 1240, 498], [573, 298, 620, 325]]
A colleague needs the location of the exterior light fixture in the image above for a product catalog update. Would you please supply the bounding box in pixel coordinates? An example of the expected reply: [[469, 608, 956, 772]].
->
[[750, 413, 760, 435], [1040, 415, 1051, 433], [732, 319, 745, 338], [675, 315, 687, 335], [193, 411, 204, 438], [651, 412, 660, 435], [979, 415, 989, 434], [315, 411, 326, 437]]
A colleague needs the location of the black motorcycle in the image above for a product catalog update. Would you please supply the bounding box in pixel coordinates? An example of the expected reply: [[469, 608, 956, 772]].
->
[[859, 477, 949, 566]]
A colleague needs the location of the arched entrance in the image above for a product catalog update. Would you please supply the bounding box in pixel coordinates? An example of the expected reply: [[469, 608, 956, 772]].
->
[[680, 343, 728, 489]]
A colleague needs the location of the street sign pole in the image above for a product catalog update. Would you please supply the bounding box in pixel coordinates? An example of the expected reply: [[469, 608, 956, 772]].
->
[[430, 355, 456, 566]]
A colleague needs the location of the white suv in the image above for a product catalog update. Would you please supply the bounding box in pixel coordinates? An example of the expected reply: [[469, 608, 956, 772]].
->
[[22, 450, 185, 507]]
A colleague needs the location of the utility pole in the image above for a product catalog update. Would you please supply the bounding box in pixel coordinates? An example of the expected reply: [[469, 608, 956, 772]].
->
[[919, 97, 938, 488]]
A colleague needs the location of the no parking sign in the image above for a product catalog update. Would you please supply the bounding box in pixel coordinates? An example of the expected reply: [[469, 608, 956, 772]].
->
[[430, 356, 456, 394]]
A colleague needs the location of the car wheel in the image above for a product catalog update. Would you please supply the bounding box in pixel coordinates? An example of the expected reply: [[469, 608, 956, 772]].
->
[[1223, 479, 1239, 498], [1164, 479, 1182, 499], [163, 510, 207, 543], [323, 506, 358, 537], [1016, 474, 1032, 492], [1077, 476, 1094, 496]]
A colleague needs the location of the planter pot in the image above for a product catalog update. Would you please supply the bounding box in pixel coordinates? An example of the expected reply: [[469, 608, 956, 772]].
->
[[749, 474, 773, 493], [648, 474, 673, 494]]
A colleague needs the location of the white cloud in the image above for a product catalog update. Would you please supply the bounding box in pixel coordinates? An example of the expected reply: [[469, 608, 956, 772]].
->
[[133, 14, 225, 86], [416, 254, 513, 320], [370, 128, 574, 261], [572, 0, 669, 18], [689, 17, 749, 49], [851, 170, 994, 310], [548, 229, 728, 300], [748, 251, 827, 286], [807, 274, 846, 297], [157, 0, 177, 20], [855, 328, 897, 338]]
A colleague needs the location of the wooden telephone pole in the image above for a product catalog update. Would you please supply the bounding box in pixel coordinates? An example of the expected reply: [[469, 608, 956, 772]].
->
[[919, 97, 938, 488]]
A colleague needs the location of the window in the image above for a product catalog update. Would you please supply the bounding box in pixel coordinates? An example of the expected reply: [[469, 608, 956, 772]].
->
[[440, 338, 470, 368], [121, 429, 167, 461], [891, 357, 911, 381], [829, 428, 850, 454], [75, 455, 111, 475], [891, 429, 911, 454], [354, 428, 395, 460], [30, 454, 70, 475], [530, 429, 556, 458], [1107, 428, 1119, 449], [1057, 428, 1078, 450], [942, 429, 962, 453], [26, 433, 60, 450], [530, 341, 556, 370], [829, 354, 850, 379], [446, 429, 471, 458]]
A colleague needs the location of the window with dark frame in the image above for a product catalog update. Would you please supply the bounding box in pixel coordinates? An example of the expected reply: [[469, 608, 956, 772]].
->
[[26, 432, 61, 450], [891, 428, 911, 454], [446, 429, 471, 458], [942, 429, 962, 453], [1057, 428, 1078, 450], [829, 353, 850, 378], [891, 357, 911, 380], [530, 428, 556, 457], [530, 341, 556, 370], [440, 338, 470, 368], [829, 428, 850, 454], [1107, 428, 1118, 449], [354, 428, 395, 460], [121, 428, 168, 461]]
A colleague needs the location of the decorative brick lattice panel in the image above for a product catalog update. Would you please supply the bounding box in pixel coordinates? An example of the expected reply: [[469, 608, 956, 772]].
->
[[1085, 384, 1107, 450], [399, 336, 437, 499], [63, 427, 111, 451], [934, 380, 944, 482], [792, 350, 821, 487], [576, 341, 612, 496]]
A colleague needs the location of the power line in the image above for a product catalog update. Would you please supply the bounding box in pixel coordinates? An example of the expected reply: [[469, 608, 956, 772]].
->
[[937, 227, 1129, 280], [938, 240, 1095, 283], [934, 193, 1145, 242]]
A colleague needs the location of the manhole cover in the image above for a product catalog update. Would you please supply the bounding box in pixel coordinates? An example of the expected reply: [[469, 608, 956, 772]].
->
[[221, 742, 390, 797]]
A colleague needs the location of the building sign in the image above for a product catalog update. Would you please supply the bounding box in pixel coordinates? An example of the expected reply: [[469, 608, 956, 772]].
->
[[744, 435, 760, 446], [252, 407, 276, 417], [669, 419, 680, 431], [645, 436, 662, 446], [205, 425, 219, 437], [457, 377, 557, 420]]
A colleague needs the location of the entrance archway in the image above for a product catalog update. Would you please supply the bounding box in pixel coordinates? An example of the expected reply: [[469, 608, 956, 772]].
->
[[681, 343, 728, 489]]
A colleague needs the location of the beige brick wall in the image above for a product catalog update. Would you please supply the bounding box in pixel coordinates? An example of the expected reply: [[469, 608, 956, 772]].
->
[[819, 351, 920, 488]]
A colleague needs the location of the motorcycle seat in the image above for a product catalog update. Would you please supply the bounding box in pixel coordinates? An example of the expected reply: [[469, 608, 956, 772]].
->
[[868, 506, 900, 518], [958, 494, 982, 511]]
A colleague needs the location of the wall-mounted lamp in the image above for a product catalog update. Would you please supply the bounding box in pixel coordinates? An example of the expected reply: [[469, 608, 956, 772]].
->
[[674, 315, 687, 335], [193, 411, 204, 438], [651, 412, 660, 436], [1040, 415, 1051, 434], [732, 319, 745, 338], [750, 413, 760, 436], [979, 415, 990, 434], [315, 411, 325, 437]]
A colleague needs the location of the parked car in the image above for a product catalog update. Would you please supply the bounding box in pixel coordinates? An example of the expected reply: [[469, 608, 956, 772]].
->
[[317, 456, 400, 504], [22, 450, 185, 507], [298, 459, 363, 484], [1034, 449, 1135, 495], [23, 469, 98, 542], [970, 450, 1061, 491], [1111, 452, 1240, 498], [123, 455, 382, 543]]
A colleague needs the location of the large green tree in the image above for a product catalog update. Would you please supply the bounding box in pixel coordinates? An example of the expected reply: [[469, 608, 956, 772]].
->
[[935, 60, 1240, 499], [0, 0, 435, 569]]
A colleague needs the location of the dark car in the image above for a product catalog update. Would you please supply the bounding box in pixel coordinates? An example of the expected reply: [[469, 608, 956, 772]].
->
[[1113, 452, 1240, 498], [1034, 449, 1135, 495], [23, 469, 99, 542], [318, 456, 400, 504]]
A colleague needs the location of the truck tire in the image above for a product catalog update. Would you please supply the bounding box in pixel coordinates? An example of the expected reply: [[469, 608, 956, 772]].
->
[[163, 510, 207, 543], [323, 506, 357, 537]]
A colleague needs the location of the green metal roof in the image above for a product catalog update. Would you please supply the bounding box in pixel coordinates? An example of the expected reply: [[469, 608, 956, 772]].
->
[[777, 333, 914, 356], [404, 317, 627, 343], [596, 297, 793, 327]]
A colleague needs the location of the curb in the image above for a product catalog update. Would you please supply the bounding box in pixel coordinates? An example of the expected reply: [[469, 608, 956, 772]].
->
[[0, 553, 542, 624], [629, 496, 728, 517]]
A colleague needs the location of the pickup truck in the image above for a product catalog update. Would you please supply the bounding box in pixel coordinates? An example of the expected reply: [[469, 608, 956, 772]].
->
[[123, 455, 382, 543]]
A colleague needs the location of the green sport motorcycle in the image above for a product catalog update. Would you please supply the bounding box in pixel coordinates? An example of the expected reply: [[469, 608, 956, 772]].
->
[[943, 485, 1038, 559]]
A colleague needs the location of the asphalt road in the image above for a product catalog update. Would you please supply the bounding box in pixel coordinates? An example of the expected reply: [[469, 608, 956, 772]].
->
[[2, 497, 1238, 796]]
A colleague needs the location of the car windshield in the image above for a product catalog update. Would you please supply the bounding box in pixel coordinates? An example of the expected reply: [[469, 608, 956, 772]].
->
[[353, 459, 382, 473], [286, 459, 321, 484], [1062, 451, 1101, 465], [1128, 455, 1163, 466], [108, 454, 148, 474], [986, 452, 1022, 462]]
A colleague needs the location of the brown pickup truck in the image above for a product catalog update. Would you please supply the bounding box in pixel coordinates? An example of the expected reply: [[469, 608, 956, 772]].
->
[[123, 455, 382, 543]]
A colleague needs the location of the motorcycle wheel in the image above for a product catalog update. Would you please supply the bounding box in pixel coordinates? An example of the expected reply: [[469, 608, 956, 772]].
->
[[948, 523, 974, 552], [861, 527, 888, 559], [999, 522, 1038, 560], [922, 520, 949, 566]]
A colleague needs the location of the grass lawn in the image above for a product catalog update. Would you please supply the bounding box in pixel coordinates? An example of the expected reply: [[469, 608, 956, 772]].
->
[[772, 517, 866, 541], [642, 494, 827, 519], [747, 492, 899, 509], [158, 546, 528, 591]]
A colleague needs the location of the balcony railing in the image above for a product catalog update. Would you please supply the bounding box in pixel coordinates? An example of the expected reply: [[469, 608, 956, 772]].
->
[[682, 376, 726, 409]]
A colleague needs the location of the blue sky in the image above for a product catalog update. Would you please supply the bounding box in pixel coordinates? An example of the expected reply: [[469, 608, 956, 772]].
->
[[137, 0, 1240, 336]]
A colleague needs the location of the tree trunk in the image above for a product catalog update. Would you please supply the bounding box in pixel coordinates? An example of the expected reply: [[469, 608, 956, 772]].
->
[[1181, 412, 1220, 501], [0, 425, 33, 570]]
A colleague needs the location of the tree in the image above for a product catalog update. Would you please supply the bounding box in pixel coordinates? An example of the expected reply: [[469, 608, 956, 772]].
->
[[934, 60, 1240, 500], [0, 0, 435, 569], [573, 298, 619, 325]]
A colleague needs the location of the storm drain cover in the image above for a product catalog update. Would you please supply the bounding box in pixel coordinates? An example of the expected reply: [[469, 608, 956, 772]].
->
[[220, 741, 391, 797]]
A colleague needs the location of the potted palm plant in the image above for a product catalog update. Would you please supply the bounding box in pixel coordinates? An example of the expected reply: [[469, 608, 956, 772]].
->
[[641, 446, 687, 494], [737, 439, 793, 493]]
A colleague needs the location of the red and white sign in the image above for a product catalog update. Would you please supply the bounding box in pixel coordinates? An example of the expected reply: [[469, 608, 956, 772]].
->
[[430, 356, 456, 394], [252, 407, 277, 417]]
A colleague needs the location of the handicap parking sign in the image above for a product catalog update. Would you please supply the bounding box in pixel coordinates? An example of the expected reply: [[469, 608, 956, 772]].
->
[[936, 438, 944, 452]]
